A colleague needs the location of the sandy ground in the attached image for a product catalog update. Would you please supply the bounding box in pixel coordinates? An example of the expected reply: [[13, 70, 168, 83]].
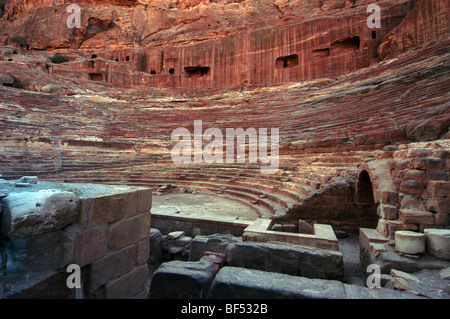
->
[[339, 233, 365, 282], [152, 193, 259, 221]]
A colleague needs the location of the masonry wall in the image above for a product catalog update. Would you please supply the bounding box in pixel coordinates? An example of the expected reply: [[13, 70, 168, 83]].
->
[[0, 184, 152, 299], [361, 140, 450, 239], [73, 188, 152, 299]]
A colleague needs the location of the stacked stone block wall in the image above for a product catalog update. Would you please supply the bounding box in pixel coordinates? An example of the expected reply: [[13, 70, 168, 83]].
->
[[373, 141, 450, 239], [0, 183, 152, 299]]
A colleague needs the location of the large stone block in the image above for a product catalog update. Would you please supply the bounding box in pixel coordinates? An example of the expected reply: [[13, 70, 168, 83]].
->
[[1, 190, 80, 238], [386, 220, 418, 239], [379, 190, 400, 207], [411, 158, 444, 170], [108, 213, 151, 251], [124, 191, 138, 218], [400, 194, 425, 210], [189, 234, 343, 280], [395, 231, 425, 255], [89, 245, 137, 293], [403, 169, 426, 181], [208, 267, 419, 299], [399, 209, 434, 225], [148, 228, 163, 267], [234, 241, 343, 280], [4, 231, 65, 285], [149, 260, 217, 299], [189, 234, 240, 263], [425, 197, 450, 215], [426, 181, 450, 197], [377, 204, 398, 220], [137, 189, 152, 214], [399, 180, 425, 195], [424, 229, 450, 261], [376, 218, 389, 238], [73, 225, 108, 267], [208, 266, 346, 299], [90, 194, 125, 226], [136, 238, 150, 266], [78, 197, 93, 230], [105, 265, 149, 299], [426, 169, 448, 181], [434, 213, 449, 226]]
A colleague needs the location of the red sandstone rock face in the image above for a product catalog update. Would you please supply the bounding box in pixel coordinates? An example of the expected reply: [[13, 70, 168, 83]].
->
[[0, 38, 448, 230], [378, 0, 449, 60], [0, 0, 412, 50], [3, 0, 443, 90], [0, 0, 448, 232]]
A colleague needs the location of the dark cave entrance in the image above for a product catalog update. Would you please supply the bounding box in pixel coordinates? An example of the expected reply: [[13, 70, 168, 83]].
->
[[355, 170, 378, 228], [331, 36, 360, 51], [356, 170, 375, 204], [89, 73, 104, 81], [312, 48, 330, 59], [185, 66, 210, 78], [276, 54, 299, 69]]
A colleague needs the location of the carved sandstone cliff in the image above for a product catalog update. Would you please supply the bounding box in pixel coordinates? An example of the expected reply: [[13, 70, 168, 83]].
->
[[0, 0, 423, 90], [1, 0, 413, 51], [0, 0, 448, 232]]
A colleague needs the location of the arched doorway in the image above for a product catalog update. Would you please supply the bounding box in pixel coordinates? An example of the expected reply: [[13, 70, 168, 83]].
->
[[356, 170, 375, 204], [355, 170, 378, 228]]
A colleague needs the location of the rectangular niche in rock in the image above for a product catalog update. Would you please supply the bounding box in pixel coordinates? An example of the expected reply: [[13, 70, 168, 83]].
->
[[331, 36, 360, 51], [89, 73, 104, 81], [184, 66, 210, 78], [312, 48, 330, 59], [275, 54, 299, 69]]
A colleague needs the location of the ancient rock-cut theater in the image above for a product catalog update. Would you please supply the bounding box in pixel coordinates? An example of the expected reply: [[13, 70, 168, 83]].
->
[[0, 0, 449, 299]]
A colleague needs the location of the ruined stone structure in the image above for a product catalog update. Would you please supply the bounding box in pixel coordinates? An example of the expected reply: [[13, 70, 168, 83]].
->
[[0, 0, 449, 299], [0, 180, 152, 298]]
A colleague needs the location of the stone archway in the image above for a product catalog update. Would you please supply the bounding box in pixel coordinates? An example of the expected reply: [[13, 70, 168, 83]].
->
[[354, 169, 379, 228], [356, 170, 375, 204]]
